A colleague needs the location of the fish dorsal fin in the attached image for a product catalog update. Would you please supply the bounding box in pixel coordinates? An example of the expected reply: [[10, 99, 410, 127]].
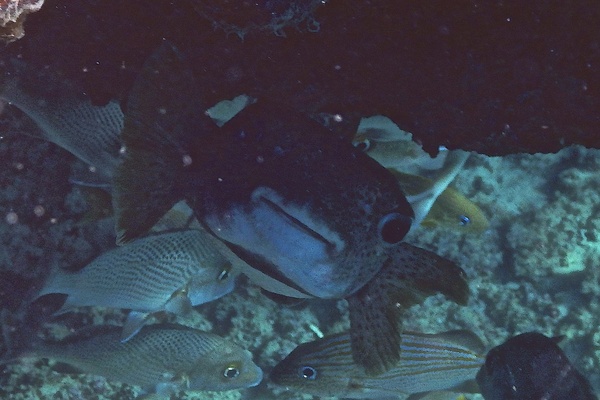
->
[[113, 41, 214, 244], [432, 329, 487, 355], [121, 311, 151, 343]]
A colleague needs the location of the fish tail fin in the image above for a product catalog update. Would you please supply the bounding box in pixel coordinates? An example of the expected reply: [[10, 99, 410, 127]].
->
[[113, 41, 213, 244]]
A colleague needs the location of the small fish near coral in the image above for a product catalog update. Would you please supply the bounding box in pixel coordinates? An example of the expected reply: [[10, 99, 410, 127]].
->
[[354, 116, 488, 233], [112, 41, 470, 374], [2, 324, 263, 398], [35, 229, 238, 342], [270, 329, 485, 399], [476, 332, 598, 400]]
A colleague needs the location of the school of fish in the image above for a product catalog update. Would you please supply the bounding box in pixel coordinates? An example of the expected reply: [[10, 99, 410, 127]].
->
[[0, 40, 502, 399]]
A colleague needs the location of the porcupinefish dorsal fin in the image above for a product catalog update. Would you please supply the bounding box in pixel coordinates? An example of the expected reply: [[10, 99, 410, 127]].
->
[[113, 42, 215, 245]]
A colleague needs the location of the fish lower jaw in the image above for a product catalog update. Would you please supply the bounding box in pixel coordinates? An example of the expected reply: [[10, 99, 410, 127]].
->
[[204, 198, 351, 298]]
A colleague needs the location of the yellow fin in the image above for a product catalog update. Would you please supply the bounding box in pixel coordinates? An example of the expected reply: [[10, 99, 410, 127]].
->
[[393, 171, 488, 232]]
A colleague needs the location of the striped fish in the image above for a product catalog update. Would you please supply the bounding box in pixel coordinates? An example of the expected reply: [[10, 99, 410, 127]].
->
[[36, 229, 238, 341], [270, 329, 485, 399]]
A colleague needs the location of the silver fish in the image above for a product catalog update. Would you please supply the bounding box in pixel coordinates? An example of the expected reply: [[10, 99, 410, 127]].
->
[[24, 324, 263, 396], [354, 116, 480, 233], [112, 42, 469, 375], [36, 229, 237, 342], [0, 60, 123, 181], [270, 329, 485, 399], [354, 115, 448, 173]]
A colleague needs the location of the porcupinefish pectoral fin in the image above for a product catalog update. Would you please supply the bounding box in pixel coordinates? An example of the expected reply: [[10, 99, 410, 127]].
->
[[385, 243, 469, 306], [113, 42, 214, 244], [347, 243, 469, 375], [347, 273, 403, 376]]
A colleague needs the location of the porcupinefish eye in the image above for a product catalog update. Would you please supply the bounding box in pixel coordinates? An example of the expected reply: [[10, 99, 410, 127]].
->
[[459, 215, 471, 226], [298, 365, 317, 380], [351, 137, 370, 152], [378, 212, 412, 244], [223, 365, 240, 379]]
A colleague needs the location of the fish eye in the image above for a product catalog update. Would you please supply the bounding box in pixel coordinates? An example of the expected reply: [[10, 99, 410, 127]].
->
[[223, 365, 240, 379], [352, 137, 370, 152], [378, 213, 412, 244], [298, 365, 317, 380], [218, 268, 230, 281], [459, 215, 471, 226]]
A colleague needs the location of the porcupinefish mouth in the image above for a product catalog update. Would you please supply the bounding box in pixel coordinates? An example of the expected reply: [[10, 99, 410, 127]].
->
[[204, 186, 348, 299]]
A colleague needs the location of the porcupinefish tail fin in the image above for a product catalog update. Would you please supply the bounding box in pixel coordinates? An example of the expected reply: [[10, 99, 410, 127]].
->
[[347, 275, 403, 376], [113, 41, 214, 245], [347, 243, 470, 375]]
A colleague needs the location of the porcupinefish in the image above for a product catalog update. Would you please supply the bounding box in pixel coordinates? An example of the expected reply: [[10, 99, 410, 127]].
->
[[8, 324, 263, 397], [476, 332, 598, 400], [270, 329, 485, 399], [112, 42, 469, 374], [36, 229, 237, 342]]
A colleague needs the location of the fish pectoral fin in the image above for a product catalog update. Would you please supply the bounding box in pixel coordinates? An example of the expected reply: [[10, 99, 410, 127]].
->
[[52, 298, 79, 316], [346, 243, 470, 376], [388, 243, 470, 306], [164, 291, 193, 316], [347, 281, 403, 376], [121, 311, 151, 342]]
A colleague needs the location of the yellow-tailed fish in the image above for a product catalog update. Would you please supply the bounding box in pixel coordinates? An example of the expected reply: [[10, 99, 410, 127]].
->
[[113, 42, 469, 374], [36, 229, 238, 342], [354, 116, 487, 233], [0, 59, 123, 181], [391, 150, 473, 232], [392, 171, 489, 233], [270, 329, 485, 399], [10, 324, 263, 397]]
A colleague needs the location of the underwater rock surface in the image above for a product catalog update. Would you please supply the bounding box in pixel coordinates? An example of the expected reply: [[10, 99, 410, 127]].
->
[[2, 103, 600, 398], [2, 0, 600, 155]]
